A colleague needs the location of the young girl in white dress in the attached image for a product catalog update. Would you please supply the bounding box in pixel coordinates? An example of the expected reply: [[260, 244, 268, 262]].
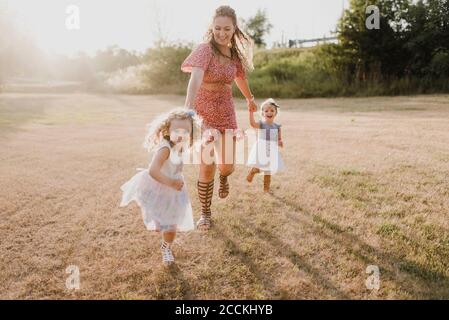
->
[[120, 108, 201, 266], [247, 98, 285, 192]]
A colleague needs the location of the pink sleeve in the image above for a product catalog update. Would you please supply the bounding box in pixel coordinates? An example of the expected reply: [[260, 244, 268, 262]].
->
[[181, 43, 213, 73], [235, 59, 247, 80]]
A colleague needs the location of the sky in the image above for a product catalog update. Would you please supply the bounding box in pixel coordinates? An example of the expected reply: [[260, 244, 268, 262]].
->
[[3, 0, 350, 56]]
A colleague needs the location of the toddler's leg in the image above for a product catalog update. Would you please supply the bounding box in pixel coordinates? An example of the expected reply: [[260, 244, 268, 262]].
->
[[160, 227, 176, 266], [246, 167, 260, 183], [263, 174, 271, 193], [163, 230, 176, 243]]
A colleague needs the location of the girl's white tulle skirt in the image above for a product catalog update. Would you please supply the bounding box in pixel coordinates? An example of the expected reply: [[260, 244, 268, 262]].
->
[[247, 140, 285, 174], [120, 169, 194, 232]]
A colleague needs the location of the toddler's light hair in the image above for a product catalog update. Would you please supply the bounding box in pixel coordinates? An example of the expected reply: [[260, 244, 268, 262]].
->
[[143, 107, 202, 152], [260, 98, 281, 115]]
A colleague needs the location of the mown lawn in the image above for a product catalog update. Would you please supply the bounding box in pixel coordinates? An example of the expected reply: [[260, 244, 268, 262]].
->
[[0, 92, 448, 299]]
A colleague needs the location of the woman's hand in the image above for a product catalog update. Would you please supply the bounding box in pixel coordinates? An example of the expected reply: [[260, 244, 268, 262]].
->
[[247, 99, 257, 112], [235, 78, 256, 112]]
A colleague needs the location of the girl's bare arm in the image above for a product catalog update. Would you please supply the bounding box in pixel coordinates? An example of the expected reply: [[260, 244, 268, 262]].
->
[[184, 68, 204, 109], [149, 148, 180, 189], [278, 127, 284, 147], [249, 110, 260, 129]]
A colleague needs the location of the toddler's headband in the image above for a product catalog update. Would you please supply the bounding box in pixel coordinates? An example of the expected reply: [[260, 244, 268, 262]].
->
[[270, 101, 280, 108], [261, 98, 281, 109], [186, 110, 197, 117]]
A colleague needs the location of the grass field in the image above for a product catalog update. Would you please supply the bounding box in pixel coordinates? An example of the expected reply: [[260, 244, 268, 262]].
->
[[0, 92, 448, 299]]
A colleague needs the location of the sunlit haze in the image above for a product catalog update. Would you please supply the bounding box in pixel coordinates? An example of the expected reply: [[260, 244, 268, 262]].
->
[[3, 0, 349, 55]]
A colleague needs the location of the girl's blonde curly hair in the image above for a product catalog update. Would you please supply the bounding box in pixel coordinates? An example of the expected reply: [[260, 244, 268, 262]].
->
[[143, 108, 202, 152]]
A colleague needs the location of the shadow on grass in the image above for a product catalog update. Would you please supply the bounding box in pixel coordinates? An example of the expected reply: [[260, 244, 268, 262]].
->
[[269, 193, 449, 299], [0, 96, 60, 138], [211, 224, 282, 299], [213, 223, 349, 299], [151, 262, 195, 299]]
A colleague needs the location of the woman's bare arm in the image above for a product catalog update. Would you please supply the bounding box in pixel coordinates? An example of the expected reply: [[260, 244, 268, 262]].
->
[[234, 77, 252, 100], [184, 67, 205, 109], [235, 77, 257, 112]]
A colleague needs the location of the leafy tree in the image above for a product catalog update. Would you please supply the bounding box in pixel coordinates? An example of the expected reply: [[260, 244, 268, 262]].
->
[[241, 9, 273, 48], [93, 46, 142, 73], [334, 0, 449, 82], [336, 0, 410, 81]]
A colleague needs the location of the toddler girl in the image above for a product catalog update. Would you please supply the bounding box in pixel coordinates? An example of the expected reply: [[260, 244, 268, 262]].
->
[[120, 108, 201, 266], [247, 98, 285, 192]]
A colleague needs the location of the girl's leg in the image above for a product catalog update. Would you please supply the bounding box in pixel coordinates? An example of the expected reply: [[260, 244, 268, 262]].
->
[[161, 228, 176, 265], [163, 230, 176, 243], [216, 133, 236, 198], [246, 167, 260, 183], [263, 174, 271, 193], [197, 139, 216, 231]]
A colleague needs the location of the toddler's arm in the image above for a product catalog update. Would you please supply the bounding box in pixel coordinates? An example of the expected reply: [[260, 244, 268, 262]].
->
[[278, 127, 284, 147], [149, 147, 184, 191], [249, 110, 260, 129]]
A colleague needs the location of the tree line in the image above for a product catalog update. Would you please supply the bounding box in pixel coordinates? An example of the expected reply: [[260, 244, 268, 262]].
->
[[1, 1, 448, 97], [328, 0, 449, 85]]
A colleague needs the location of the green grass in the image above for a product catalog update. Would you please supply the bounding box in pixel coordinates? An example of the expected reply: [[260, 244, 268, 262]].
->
[[309, 162, 449, 296]]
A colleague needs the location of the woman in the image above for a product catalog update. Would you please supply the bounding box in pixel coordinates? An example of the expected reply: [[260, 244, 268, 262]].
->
[[181, 5, 257, 231]]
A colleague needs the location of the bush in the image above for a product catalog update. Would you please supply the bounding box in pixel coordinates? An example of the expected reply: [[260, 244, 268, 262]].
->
[[238, 46, 345, 98], [101, 41, 449, 98], [140, 44, 191, 93]]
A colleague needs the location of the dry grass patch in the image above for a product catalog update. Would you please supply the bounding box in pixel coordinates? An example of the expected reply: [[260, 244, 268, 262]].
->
[[0, 93, 448, 299]]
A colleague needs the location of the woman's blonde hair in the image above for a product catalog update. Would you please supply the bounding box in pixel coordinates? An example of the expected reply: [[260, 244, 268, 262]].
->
[[204, 5, 254, 73], [143, 108, 202, 152]]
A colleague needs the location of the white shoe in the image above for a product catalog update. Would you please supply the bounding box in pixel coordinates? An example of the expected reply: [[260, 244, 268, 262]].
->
[[161, 241, 174, 266]]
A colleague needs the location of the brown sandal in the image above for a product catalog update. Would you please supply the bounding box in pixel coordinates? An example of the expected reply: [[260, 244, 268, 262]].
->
[[197, 180, 214, 230], [218, 174, 230, 199]]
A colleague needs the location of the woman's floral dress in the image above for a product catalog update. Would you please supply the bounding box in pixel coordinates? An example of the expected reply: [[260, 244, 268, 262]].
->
[[181, 42, 246, 134]]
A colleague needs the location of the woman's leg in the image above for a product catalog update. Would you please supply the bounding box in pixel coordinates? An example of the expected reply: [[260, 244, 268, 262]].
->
[[197, 140, 216, 230], [216, 133, 236, 198]]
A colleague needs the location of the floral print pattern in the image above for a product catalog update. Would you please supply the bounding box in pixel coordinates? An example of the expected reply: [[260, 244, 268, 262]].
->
[[181, 42, 246, 132]]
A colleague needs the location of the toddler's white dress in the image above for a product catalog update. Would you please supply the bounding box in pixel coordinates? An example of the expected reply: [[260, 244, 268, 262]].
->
[[120, 139, 194, 232], [247, 121, 285, 174]]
